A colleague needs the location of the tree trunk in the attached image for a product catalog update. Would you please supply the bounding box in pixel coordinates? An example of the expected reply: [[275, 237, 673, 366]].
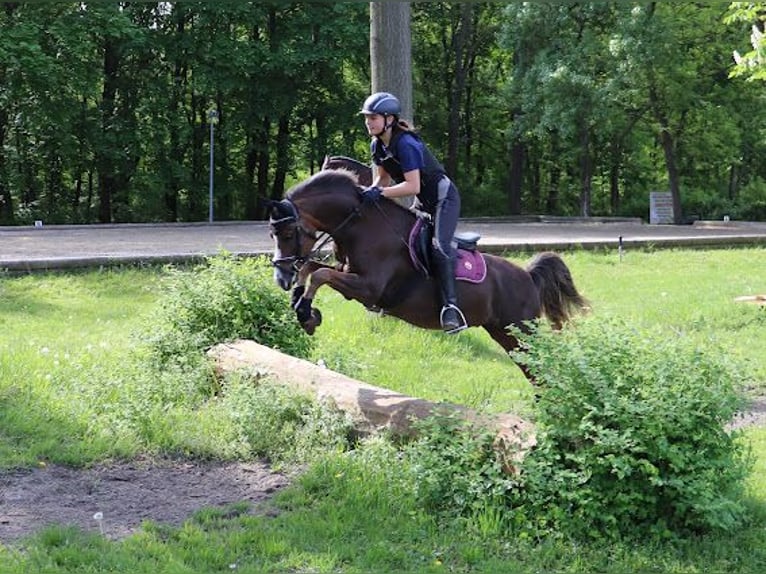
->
[[272, 114, 290, 199], [0, 3, 16, 222], [650, 77, 683, 224], [166, 4, 187, 222], [0, 102, 10, 223], [609, 162, 620, 215], [370, 2, 413, 123], [96, 34, 120, 223], [258, 116, 271, 202], [189, 95, 205, 219], [444, 4, 472, 179], [658, 125, 682, 224], [208, 340, 535, 473], [508, 136, 524, 215], [244, 132, 258, 220], [579, 124, 592, 217], [547, 164, 560, 214], [728, 163, 738, 201]]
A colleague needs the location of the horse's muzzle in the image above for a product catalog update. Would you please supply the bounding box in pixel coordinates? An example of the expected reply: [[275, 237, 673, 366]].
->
[[272, 263, 296, 291]]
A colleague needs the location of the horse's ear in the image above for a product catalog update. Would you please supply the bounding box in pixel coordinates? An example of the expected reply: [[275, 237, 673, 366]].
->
[[257, 197, 280, 220]]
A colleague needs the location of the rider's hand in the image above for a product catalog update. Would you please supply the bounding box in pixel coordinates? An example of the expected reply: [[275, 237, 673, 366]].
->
[[360, 185, 383, 203]]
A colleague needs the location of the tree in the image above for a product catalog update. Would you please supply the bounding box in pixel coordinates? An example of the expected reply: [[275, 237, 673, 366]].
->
[[370, 2, 413, 122], [726, 2, 766, 81]]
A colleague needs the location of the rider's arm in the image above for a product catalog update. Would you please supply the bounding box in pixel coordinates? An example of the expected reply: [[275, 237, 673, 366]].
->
[[371, 163, 391, 188], [380, 169, 420, 200]]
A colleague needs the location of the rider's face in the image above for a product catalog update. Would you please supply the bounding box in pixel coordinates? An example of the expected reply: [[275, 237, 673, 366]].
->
[[364, 113, 387, 137]]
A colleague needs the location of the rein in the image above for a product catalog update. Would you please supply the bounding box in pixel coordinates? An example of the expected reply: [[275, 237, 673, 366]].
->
[[370, 200, 414, 253]]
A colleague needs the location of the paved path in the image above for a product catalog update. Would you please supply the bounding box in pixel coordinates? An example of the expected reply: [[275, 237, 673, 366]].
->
[[1, 218, 766, 272]]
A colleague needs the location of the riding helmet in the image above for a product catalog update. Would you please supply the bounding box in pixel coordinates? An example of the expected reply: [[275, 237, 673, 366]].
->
[[359, 92, 401, 116]]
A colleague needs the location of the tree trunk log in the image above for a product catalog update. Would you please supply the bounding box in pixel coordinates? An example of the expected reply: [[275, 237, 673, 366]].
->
[[207, 340, 536, 471]]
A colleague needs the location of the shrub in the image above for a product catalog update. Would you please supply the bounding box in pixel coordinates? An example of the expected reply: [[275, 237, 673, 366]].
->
[[511, 318, 753, 538], [403, 413, 518, 519], [216, 371, 354, 464], [141, 253, 312, 367]]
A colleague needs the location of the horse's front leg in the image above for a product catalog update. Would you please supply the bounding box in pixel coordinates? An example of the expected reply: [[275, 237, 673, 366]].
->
[[290, 261, 324, 309], [290, 262, 338, 333], [294, 268, 380, 334]]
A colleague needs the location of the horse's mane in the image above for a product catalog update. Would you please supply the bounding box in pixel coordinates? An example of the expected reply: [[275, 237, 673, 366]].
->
[[286, 169, 359, 201], [322, 155, 369, 169], [286, 168, 416, 220]]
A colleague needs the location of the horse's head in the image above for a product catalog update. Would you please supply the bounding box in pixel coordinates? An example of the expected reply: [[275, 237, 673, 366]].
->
[[267, 198, 317, 290], [268, 170, 375, 289]]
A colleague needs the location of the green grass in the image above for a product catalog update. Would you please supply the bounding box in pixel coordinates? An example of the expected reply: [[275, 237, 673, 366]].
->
[[0, 268, 162, 466], [2, 249, 766, 572], [306, 247, 766, 413]]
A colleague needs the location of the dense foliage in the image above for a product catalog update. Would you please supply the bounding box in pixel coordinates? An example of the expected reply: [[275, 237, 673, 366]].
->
[[0, 3, 764, 224], [383, 318, 753, 540], [510, 318, 753, 537], [143, 253, 312, 367], [131, 254, 344, 462]]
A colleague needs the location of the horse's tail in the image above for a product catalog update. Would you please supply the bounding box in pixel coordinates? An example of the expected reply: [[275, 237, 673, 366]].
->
[[527, 252, 589, 329]]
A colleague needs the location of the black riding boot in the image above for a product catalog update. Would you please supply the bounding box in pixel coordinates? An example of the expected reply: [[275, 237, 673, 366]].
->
[[433, 254, 467, 334]]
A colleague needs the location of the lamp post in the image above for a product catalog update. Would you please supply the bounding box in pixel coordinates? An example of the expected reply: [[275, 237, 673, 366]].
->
[[208, 109, 219, 223]]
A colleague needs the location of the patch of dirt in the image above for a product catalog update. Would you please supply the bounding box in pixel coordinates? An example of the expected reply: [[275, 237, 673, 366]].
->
[[728, 397, 766, 431], [0, 457, 290, 544], [2, 398, 765, 546]]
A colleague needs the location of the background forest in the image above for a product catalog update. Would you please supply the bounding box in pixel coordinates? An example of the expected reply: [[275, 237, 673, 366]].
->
[[0, 2, 764, 225]]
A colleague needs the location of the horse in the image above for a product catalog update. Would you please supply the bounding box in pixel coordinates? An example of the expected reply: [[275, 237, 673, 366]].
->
[[267, 169, 588, 382]]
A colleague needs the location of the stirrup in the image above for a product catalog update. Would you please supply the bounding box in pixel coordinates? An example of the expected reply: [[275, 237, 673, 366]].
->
[[440, 304, 468, 334]]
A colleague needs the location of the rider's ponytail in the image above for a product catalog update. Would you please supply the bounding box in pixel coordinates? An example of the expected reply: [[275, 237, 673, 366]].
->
[[395, 119, 416, 133]]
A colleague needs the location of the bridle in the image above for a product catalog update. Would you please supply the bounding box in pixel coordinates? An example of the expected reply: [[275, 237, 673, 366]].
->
[[269, 198, 361, 272]]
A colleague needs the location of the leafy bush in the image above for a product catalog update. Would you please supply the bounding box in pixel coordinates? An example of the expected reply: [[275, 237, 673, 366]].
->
[[142, 253, 312, 367], [404, 413, 518, 519], [217, 371, 354, 464], [734, 177, 766, 221], [511, 318, 753, 538]]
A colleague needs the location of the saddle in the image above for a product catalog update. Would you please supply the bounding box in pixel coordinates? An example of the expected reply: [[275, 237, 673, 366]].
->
[[408, 216, 487, 283]]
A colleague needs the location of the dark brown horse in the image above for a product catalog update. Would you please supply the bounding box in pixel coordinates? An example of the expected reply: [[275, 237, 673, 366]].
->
[[267, 169, 588, 381]]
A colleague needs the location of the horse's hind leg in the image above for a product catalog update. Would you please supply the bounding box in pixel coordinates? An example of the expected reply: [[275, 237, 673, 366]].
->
[[484, 325, 537, 385]]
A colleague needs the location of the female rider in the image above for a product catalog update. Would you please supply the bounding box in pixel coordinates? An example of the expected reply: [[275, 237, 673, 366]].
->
[[358, 91, 466, 334]]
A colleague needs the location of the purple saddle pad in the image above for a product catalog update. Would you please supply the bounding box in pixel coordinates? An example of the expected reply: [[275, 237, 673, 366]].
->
[[408, 218, 486, 283], [454, 249, 486, 283]]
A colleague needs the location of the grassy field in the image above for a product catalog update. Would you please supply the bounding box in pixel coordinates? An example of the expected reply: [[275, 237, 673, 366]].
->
[[308, 247, 766, 413], [1, 247, 766, 572]]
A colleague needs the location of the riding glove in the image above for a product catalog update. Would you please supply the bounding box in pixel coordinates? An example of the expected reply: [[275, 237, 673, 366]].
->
[[360, 185, 383, 203]]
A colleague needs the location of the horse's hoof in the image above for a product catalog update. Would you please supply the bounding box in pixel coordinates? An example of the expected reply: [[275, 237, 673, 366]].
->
[[295, 296, 313, 323], [300, 308, 322, 335]]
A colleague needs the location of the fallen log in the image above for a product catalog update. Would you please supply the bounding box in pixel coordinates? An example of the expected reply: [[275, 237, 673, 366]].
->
[[207, 340, 535, 470]]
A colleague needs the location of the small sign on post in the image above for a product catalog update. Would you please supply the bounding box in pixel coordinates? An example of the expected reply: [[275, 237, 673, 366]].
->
[[649, 191, 674, 225]]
